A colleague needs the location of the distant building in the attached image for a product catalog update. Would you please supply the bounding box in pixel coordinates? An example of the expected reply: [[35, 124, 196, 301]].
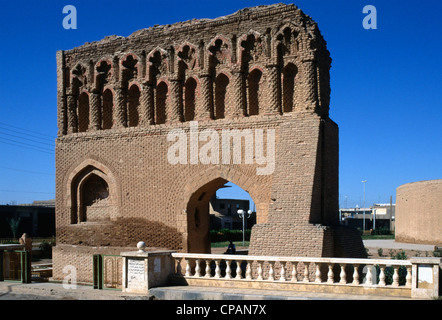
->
[[209, 196, 256, 230], [340, 203, 395, 232], [0, 200, 55, 238]]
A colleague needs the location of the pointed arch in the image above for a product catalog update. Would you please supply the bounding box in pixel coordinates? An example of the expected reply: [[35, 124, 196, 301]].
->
[[77, 91, 90, 132], [214, 73, 230, 119], [155, 81, 168, 124], [184, 77, 197, 122], [282, 63, 298, 113], [66, 158, 119, 224], [247, 68, 264, 116], [127, 82, 141, 127], [101, 88, 114, 129], [170, 166, 270, 252]]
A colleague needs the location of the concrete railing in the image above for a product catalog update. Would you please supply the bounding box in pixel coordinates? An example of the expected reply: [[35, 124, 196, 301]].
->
[[119, 248, 440, 299], [170, 253, 441, 299]]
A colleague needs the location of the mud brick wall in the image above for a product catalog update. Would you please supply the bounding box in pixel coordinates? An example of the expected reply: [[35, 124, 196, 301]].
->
[[396, 179, 442, 245]]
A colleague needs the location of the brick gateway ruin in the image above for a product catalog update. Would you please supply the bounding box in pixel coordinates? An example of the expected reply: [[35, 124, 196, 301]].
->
[[53, 4, 365, 283]]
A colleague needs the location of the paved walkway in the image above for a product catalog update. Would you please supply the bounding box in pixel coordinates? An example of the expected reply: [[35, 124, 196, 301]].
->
[[363, 240, 436, 251], [0, 281, 416, 300]]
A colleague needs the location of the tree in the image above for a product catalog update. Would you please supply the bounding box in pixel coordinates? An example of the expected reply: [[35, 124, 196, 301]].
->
[[7, 217, 21, 238]]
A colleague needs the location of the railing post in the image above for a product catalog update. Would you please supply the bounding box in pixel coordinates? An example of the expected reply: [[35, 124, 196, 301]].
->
[[339, 264, 347, 284], [225, 260, 232, 280], [303, 262, 310, 283], [185, 259, 191, 277], [121, 250, 176, 294], [268, 261, 275, 281], [236, 260, 243, 280], [410, 257, 441, 299], [175, 257, 182, 275], [379, 265, 386, 286], [205, 259, 211, 278], [214, 260, 221, 278], [327, 263, 334, 284], [195, 259, 201, 277], [392, 266, 400, 287], [280, 262, 286, 282], [246, 261, 252, 280], [257, 261, 263, 280], [315, 264, 322, 283], [406, 266, 412, 288], [291, 262, 298, 282], [352, 264, 360, 285]]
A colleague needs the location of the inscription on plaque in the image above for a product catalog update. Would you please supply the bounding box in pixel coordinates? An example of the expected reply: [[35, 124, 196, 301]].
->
[[127, 258, 145, 285]]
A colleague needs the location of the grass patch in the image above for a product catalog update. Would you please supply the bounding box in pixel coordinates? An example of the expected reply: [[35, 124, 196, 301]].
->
[[211, 241, 249, 248], [361, 234, 395, 240]]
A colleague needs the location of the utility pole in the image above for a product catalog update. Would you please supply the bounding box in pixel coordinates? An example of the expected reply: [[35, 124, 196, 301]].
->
[[390, 195, 393, 232], [362, 180, 367, 233]]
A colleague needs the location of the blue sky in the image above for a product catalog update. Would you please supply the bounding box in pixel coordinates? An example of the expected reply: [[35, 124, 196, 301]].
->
[[0, 0, 440, 208]]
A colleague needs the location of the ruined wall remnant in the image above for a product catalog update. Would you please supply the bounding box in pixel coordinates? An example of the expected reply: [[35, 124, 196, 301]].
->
[[54, 4, 365, 283]]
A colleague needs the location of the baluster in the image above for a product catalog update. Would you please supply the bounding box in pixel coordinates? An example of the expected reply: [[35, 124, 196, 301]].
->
[[246, 261, 252, 280], [339, 264, 347, 284], [204, 259, 211, 278], [236, 260, 243, 279], [352, 264, 360, 285], [214, 260, 221, 278], [280, 262, 286, 282], [315, 263, 322, 283], [365, 265, 373, 285], [185, 259, 191, 277], [303, 262, 310, 283], [176, 258, 182, 275], [257, 261, 263, 280], [406, 266, 412, 287], [194, 259, 201, 277], [392, 266, 399, 287], [379, 265, 386, 286], [291, 262, 298, 282], [327, 263, 334, 284], [268, 262, 275, 281], [225, 260, 232, 279]]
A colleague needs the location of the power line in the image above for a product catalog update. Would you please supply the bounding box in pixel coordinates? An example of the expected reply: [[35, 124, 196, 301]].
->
[[0, 139, 54, 155], [0, 126, 54, 143], [0, 189, 54, 195], [0, 121, 55, 139], [0, 130, 54, 147], [0, 136, 54, 152], [0, 166, 54, 176]]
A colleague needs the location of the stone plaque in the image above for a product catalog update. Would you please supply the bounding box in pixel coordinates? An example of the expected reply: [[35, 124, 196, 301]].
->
[[417, 265, 433, 289], [127, 258, 145, 286]]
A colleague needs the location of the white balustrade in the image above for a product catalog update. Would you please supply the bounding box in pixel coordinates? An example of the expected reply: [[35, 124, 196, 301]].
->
[[172, 253, 414, 290]]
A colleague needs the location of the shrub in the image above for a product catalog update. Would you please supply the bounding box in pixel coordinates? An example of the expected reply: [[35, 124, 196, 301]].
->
[[210, 229, 251, 242], [39, 240, 54, 259]]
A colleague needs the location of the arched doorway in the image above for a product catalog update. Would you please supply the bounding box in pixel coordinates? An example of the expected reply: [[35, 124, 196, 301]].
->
[[68, 161, 119, 225], [185, 178, 256, 254]]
